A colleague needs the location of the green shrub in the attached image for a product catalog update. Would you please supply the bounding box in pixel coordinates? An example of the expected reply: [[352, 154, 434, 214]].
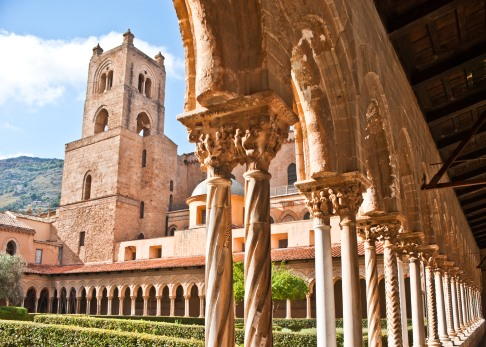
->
[[234, 318, 316, 331], [0, 320, 204, 347], [92, 314, 205, 325], [0, 306, 30, 321], [35, 314, 206, 340]]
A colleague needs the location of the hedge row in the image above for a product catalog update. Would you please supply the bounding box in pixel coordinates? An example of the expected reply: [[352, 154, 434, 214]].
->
[[235, 318, 316, 331], [35, 315, 206, 340], [35, 314, 317, 347], [0, 306, 30, 321], [0, 320, 204, 347], [92, 314, 205, 326]]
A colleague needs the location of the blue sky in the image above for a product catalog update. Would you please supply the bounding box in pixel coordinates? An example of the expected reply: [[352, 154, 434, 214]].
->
[[0, 0, 193, 159]]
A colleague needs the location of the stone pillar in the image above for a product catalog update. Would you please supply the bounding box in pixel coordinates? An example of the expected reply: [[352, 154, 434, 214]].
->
[[96, 296, 102, 315], [177, 92, 296, 347], [130, 296, 136, 316], [433, 268, 450, 344], [143, 296, 149, 316], [360, 225, 382, 347], [184, 295, 190, 317], [398, 258, 410, 347], [450, 275, 462, 335], [199, 295, 205, 318], [380, 224, 403, 347], [456, 277, 465, 332], [48, 297, 53, 313], [86, 297, 91, 315], [300, 188, 336, 347], [332, 180, 367, 347], [306, 293, 312, 319], [409, 253, 426, 347], [118, 296, 124, 316], [107, 296, 113, 315], [422, 250, 440, 347], [442, 270, 457, 338], [459, 281, 467, 329], [156, 295, 162, 316], [34, 297, 39, 313], [244, 169, 273, 347], [169, 296, 175, 317], [286, 299, 292, 320]]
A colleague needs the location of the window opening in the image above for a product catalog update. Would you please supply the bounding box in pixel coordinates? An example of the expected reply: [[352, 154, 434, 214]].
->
[[287, 163, 297, 186], [278, 239, 288, 249], [145, 78, 152, 98], [138, 74, 144, 93], [94, 109, 109, 134], [6, 240, 16, 255], [83, 174, 92, 200], [79, 232, 85, 247], [169, 180, 174, 192], [140, 201, 145, 219], [201, 209, 206, 225], [142, 150, 147, 168], [35, 249, 43, 264]]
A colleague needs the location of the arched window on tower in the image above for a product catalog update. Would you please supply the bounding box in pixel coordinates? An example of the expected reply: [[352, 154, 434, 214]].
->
[[99, 73, 107, 93], [136, 112, 151, 137], [145, 78, 152, 98], [303, 211, 310, 220], [169, 195, 173, 211], [142, 149, 147, 168], [6, 240, 16, 255], [169, 180, 174, 192], [138, 74, 144, 94], [140, 201, 145, 219], [287, 163, 297, 186], [107, 70, 113, 90], [94, 109, 109, 134], [83, 174, 92, 200]]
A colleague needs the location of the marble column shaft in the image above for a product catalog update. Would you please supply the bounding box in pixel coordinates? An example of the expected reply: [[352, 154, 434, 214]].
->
[[424, 265, 440, 347], [442, 272, 457, 337], [409, 256, 425, 347], [383, 236, 402, 347], [244, 170, 272, 347], [433, 269, 450, 343], [398, 259, 410, 347], [450, 276, 461, 335], [364, 234, 382, 347]]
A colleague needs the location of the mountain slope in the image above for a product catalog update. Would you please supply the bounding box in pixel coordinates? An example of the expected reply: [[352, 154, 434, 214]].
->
[[0, 156, 63, 213]]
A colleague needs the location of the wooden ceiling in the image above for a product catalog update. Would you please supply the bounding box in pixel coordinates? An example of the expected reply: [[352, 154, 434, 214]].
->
[[374, 0, 486, 248]]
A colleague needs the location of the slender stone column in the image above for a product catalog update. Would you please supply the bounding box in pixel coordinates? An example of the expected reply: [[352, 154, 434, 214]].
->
[[86, 297, 91, 315], [143, 296, 149, 316], [456, 278, 465, 332], [409, 254, 426, 347], [459, 282, 467, 329], [96, 296, 102, 315], [450, 275, 461, 335], [306, 293, 312, 319], [204, 176, 234, 346], [433, 268, 450, 344], [381, 225, 403, 347], [107, 296, 113, 315], [118, 296, 124, 316], [422, 253, 440, 347], [130, 296, 136, 316], [48, 297, 53, 313], [286, 300, 292, 319], [199, 295, 205, 318], [244, 169, 272, 347], [169, 296, 175, 317], [442, 270, 457, 338], [398, 258, 410, 347], [184, 295, 190, 317], [34, 297, 39, 313], [156, 295, 162, 316], [300, 189, 336, 347]]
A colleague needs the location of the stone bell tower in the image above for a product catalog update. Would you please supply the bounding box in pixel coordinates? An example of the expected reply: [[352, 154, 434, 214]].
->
[[55, 30, 177, 264]]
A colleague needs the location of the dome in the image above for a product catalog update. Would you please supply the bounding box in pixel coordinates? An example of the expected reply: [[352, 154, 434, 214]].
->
[[191, 179, 244, 197]]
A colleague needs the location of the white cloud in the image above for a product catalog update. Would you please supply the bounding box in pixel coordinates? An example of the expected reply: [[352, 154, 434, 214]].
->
[[0, 152, 33, 160], [0, 121, 21, 132], [0, 30, 184, 107]]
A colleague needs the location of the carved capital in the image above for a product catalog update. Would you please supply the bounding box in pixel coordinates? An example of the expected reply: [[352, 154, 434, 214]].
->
[[397, 231, 425, 259], [303, 190, 333, 223], [178, 91, 297, 177], [419, 244, 440, 267], [357, 213, 404, 243]]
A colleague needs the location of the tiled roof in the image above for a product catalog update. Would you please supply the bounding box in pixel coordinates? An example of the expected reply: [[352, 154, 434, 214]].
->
[[25, 242, 384, 276], [0, 212, 35, 233], [8, 211, 55, 223]]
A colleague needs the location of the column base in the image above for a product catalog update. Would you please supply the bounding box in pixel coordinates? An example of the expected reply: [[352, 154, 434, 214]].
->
[[426, 338, 442, 347]]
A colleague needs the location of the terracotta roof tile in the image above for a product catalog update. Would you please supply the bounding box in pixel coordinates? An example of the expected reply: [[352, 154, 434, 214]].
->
[[25, 242, 383, 276], [8, 211, 55, 223], [0, 212, 35, 233]]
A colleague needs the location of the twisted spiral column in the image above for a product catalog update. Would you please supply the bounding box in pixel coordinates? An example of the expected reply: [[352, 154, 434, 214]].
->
[[442, 271, 457, 337], [204, 177, 234, 347], [424, 265, 440, 346], [244, 170, 272, 347], [450, 276, 461, 335], [456, 279, 465, 332], [364, 233, 382, 347], [459, 282, 468, 329], [383, 237, 402, 347]]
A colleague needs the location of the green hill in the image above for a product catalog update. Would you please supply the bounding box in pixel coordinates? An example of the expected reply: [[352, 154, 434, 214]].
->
[[0, 156, 63, 213]]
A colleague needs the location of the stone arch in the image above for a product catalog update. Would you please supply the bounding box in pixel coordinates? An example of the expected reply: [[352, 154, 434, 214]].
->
[[279, 210, 298, 223], [160, 285, 171, 316], [93, 59, 113, 94], [38, 287, 49, 313], [93, 108, 109, 134], [68, 287, 76, 314], [82, 171, 93, 200], [360, 73, 399, 215], [299, 208, 311, 220], [174, 284, 185, 316], [397, 128, 422, 231], [188, 283, 200, 317], [135, 65, 156, 99], [24, 287, 37, 313], [59, 287, 68, 314], [4, 238, 19, 256], [136, 111, 152, 137]]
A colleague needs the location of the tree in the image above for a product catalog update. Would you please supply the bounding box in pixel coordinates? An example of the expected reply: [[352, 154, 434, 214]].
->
[[0, 252, 26, 306], [232, 261, 309, 303]]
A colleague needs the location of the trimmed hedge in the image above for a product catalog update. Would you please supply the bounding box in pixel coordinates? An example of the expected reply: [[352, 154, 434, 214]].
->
[[35, 314, 317, 347], [235, 318, 316, 331], [0, 320, 204, 347], [92, 314, 205, 326], [0, 306, 30, 321], [35, 315, 206, 340]]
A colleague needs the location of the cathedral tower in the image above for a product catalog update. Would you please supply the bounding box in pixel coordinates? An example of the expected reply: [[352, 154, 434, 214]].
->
[[56, 31, 177, 264]]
